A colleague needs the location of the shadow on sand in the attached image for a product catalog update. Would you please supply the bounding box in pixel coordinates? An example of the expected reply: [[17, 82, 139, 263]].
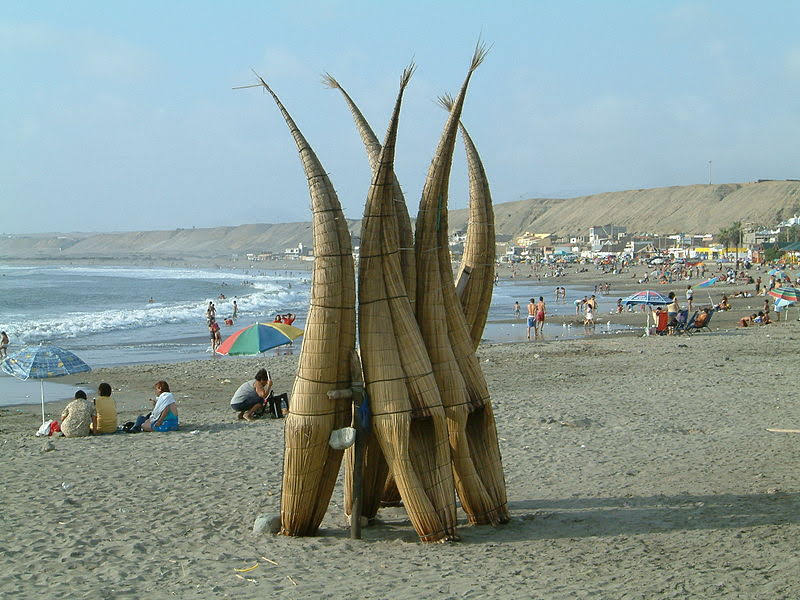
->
[[343, 491, 799, 543]]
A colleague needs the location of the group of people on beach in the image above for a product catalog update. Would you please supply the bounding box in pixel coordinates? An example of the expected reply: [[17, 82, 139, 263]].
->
[[274, 313, 296, 325], [52, 365, 290, 438], [526, 297, 547, 339], [56, 380, 178, 437], [205, 299, 241, 353]]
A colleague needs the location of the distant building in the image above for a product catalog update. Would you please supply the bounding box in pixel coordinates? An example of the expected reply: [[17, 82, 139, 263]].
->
[[588, 225, 627, 244], [284, 242, 313, 259]]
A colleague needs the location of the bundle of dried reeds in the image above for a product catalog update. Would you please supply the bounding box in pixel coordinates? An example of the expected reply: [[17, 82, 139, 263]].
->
[[251, 74, 356, 536], [324, 74, 411, 517], [323, 74, 416, 309], [358, 65, 458, 542], [439, 94, 496, 350], [414, 45, 509, 525]]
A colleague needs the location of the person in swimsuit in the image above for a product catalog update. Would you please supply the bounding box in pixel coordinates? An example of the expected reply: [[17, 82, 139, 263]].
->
[[513, 301, 521, 320], [534, 296, 546, 336], [526, 298, 536, 340]]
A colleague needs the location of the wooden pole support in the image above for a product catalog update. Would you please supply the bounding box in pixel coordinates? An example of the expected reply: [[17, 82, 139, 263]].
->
[[349, 350, 365, 540]]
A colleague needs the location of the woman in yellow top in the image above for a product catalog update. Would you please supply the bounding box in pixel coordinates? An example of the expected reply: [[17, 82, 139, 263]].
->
[[92, 382, 118, 434]]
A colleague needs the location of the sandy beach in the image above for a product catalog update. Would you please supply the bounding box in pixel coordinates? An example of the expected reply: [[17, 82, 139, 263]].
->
[[2, 267, 800, 599]]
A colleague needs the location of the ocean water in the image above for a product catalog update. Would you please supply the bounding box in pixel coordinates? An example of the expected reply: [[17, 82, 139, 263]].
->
[[0, 263, 310, 405], [0, 264, 631, 406]]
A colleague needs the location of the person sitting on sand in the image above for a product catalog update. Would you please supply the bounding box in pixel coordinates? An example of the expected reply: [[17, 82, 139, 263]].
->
[[60, 390, 97, 438], [230, 368, 289, 421], [739, 314, 756, 327], [718, 295, 731, 311], [140, 381, 179, 432], [92, 382, 118, 434]]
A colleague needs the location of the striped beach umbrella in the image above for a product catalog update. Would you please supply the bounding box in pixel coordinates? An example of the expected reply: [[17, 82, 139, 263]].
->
[[621, 290, 671, 306], [1, 345, 91, 423], [768, 286, 800, 303], [217, 322, 303, 355], [696, 277, 718, 288]]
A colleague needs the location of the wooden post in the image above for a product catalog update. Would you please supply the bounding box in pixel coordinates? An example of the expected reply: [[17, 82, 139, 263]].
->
[[349, 350, 365, 540], [455, 266, 472, 299]]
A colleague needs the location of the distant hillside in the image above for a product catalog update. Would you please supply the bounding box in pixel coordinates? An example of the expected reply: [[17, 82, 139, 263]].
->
[[2, 181, 799, 259], [448, 180, 800, 237]]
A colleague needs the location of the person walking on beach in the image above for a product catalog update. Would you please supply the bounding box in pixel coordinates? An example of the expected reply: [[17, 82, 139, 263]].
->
[[526, 298, 536, 340], [0, 331, 8, 359], [513, 301, 521, 320], [232, 300, 238, 321], [534, 296, 546, 336], [206, 301, 216, 323], [209, 318, 221, 353], [686, 285, 694, 311]]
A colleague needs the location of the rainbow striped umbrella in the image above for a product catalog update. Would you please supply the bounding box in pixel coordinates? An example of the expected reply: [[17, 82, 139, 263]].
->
[[768, 286, 800, 303], [696, 277, 718, 288], [217, 322, 303, 355]]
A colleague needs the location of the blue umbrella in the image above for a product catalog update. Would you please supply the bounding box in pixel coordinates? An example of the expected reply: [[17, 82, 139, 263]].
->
[[622, 290, 671, 306], [696, 277, 718, 288], [1, 345, 91, 422], [622, 290, 671, 335]]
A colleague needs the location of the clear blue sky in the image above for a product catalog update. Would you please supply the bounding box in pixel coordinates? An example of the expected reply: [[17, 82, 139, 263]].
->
[[3, 1, 799, 233]]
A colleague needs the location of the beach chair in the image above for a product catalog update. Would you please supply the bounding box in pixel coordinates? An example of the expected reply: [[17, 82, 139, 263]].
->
[[655, 310, 669, 335], [674, 309, 691, 335], [678, 310, 699, 336], [688, 309, 715, 333]]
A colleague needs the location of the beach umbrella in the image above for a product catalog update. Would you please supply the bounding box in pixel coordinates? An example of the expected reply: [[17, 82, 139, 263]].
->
[[1, 345, 91, 423], [768, 268, 785, 278], [696, 277, 719, 305], [773, 297, 796, 321], [621, 290, 671, 306], [696, 277, 718, 288], [216, 322, 303, 355], [768, 286, 800, 303], [770, 287, 800, 321], [622, 290, 671, 334]]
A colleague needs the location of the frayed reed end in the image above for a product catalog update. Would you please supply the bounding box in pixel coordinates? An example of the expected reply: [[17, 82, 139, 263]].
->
[[400, 62, 416, 91], [470, 39, 492, 73], [437, 93, 455, 112], [321, 72, 340, 90]]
